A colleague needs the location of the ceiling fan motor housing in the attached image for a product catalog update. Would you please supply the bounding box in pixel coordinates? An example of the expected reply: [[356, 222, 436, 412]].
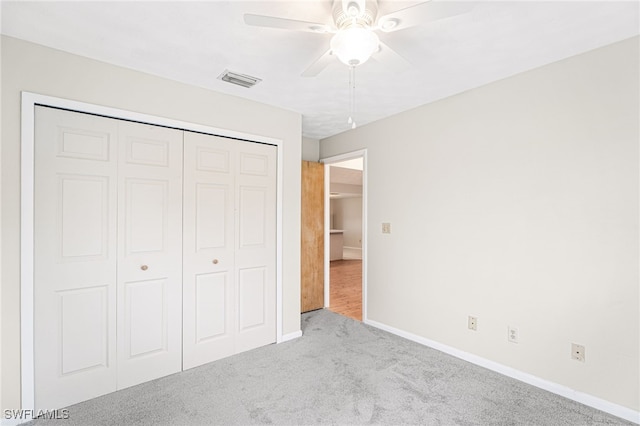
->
[[330, 0, 380, 66], [333, 0, 378, 29]]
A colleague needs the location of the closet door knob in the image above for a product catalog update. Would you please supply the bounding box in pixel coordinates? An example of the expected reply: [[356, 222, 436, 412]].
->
[[212, 259, 219, 265], [140, 265, 149, 271]]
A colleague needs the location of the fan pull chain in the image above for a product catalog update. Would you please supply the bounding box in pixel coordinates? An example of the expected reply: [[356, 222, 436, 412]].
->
[[348, 66, 357, 129]]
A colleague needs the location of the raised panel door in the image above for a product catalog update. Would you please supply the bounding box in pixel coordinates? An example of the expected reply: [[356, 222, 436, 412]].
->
[[235, 143, 277, 353], [34, 106, 118, 410], [182, 132, 236, 369], [116, 121, 183, 389]]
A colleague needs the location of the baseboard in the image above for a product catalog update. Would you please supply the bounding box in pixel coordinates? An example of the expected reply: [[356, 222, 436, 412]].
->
[[365, 319, 640, 424], [280, 330, 302, 343], [342, 246, 362, 260]]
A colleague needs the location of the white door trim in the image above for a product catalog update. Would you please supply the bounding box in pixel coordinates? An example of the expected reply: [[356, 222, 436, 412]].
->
[[20, 91, 285, 411], [320, 149, 368, 321]]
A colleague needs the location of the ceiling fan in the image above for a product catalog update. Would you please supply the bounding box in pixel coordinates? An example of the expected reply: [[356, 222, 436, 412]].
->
[[244, 0, 472, 77]]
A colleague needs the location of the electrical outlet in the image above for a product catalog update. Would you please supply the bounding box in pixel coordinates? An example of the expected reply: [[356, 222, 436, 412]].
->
[[382, 223, 391, 234], [508, 326, 519, 343], [468, 316, 477, 331], [571, 343, 585, 362]]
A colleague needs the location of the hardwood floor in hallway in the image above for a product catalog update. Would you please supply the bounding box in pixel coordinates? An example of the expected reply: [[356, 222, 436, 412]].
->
[[329, 259, 362, 321]]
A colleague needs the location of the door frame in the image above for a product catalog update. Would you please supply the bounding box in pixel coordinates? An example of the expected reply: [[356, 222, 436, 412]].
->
[[20, 91, 286, 411], [320, 149, 367, 321]]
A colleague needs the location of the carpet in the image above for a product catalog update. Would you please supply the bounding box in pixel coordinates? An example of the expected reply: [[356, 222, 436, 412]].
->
[[25, 309, 632, 425]]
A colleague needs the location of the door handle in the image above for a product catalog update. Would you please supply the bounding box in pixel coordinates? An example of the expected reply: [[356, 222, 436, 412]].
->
[[212, 259, 219, 265], [140, 265, 149, 271]]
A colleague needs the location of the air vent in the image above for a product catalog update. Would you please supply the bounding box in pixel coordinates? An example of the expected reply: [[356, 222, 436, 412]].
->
[[217, 70, 262, 88]]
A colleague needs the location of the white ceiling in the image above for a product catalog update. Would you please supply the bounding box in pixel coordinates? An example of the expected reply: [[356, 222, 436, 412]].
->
[[2, 1, 638, 140], [329, 165, 363, 198], [330, 166, 363, 185], [332, 158, 364, 171]]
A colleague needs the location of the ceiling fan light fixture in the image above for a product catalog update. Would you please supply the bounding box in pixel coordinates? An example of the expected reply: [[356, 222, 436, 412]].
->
[[330, 27, 380, 66]]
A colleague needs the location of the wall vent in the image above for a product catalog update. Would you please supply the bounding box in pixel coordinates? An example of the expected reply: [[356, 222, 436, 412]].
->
[[217, 69, 262, 88]]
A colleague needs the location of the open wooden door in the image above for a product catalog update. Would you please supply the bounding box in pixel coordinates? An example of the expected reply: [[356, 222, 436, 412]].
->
[[301, 161, 324, 312]]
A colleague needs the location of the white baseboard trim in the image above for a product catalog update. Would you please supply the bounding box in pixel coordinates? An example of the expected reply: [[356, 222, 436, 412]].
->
[[365, 318, 640, 424], [280, 330, 302, 343], [342, 246, 362, 256]]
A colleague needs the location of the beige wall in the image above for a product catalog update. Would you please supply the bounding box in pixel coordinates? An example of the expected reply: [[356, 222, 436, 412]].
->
[[302, 137, 320, 162], [332, 197, 363, 248], [0, 36, 302, 411], [321, 37, 639, 411]]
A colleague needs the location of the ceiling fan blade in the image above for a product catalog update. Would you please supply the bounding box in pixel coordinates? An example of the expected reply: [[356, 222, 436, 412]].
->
[[377, 1, 475, 33], [302, 49, 335, 77], [373, 42, 411, 73], [244, 14, 331, 33]]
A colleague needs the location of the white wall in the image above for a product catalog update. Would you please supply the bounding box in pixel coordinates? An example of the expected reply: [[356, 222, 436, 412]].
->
[[1, 36, 302, 412], [321, 37, 639, 412], [332, 197, 363, 248]]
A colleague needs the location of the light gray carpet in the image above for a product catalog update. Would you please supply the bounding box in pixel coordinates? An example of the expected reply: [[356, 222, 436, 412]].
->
[[27, 309, 632, 425]]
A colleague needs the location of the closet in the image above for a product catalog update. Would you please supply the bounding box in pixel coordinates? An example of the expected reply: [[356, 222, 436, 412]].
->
[[33, 106, 276, 410], [182, 132, 276, 369]]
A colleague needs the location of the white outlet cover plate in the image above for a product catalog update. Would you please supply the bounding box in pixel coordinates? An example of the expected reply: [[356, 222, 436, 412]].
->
[[468, 316, 477, 331], [571, 343, 585, 362]]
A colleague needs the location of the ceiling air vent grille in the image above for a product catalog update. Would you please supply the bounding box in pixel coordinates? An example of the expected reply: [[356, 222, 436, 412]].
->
[[217, 69, 262, 88]]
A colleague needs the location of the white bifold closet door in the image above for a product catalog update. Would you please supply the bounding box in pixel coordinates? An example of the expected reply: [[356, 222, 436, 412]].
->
[[115, 121, 183, 389], [33, 106, 276, 410], [34, 107, 119, 410], [34, 107, 183, 409], [182, 132, 277, 370]]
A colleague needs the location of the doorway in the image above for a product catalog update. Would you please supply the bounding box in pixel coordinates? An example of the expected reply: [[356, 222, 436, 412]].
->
[[322, 151, 366, 322]]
